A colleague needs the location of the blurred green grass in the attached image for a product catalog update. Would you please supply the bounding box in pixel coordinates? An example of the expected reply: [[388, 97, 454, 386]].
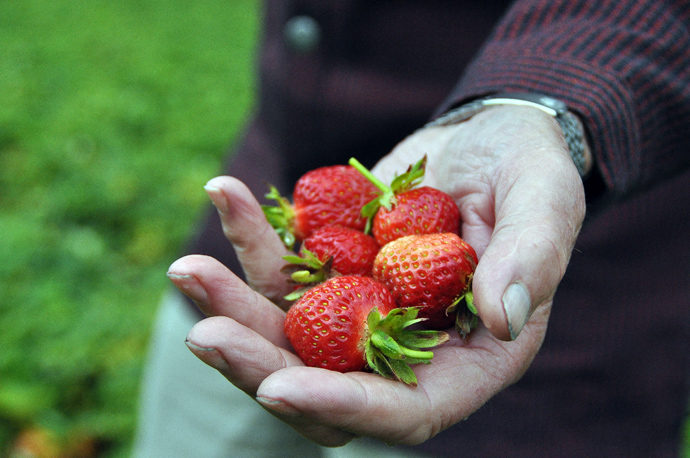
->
[[0, 0, 260, 455]]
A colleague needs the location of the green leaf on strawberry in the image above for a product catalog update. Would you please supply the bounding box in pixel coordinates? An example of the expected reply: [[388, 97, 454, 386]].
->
[[280, 225, 381, 301], [364, 306, 448, 386], [262, 184, 297, 249], [349, 156, 461, 246], [447, 276, 479, 339], [281, 249, 333, 301], [348, 155, 427, 234]]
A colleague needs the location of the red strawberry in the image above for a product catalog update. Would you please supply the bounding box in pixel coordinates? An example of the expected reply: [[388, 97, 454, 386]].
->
[[349, 156, 461, 246], [373, 233, 478, 337], [301, 225, 379, 277], [281, 226, 380, 300], [262, 165, 380, 248], [284, 275, 449, 385]]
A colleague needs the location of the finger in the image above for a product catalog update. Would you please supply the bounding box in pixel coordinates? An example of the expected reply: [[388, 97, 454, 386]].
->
[[473, 150, 585, 341], [204, 175, 293, 307], [168, 254, 289, 347], [185, 315, 300, 394], [186, 316, 354, 446], [257, 366, 434, 446], [254, 324, 545, 446]]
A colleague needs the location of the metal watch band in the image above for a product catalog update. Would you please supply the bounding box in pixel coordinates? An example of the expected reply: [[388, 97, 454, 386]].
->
[[425, 93, 588, 178]]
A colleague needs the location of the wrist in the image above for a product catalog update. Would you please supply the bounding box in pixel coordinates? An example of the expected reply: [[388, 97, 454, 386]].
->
[[427, 93, 593, 178]]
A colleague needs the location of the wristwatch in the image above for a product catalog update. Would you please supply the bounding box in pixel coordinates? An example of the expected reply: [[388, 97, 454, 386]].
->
[[425, 92, 588, 178]]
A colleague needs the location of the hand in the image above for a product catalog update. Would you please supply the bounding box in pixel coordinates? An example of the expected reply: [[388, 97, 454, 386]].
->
[[376, 105, 588, 340], [167, 105, 587, 446]]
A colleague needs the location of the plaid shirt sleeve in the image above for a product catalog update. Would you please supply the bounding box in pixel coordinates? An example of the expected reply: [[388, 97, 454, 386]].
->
[[441, 0, 690, 199]]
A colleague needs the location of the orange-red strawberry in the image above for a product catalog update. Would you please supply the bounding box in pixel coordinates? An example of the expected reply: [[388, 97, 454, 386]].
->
[[262, 165, 379, 248], [281, 226, 380, 300], [283, 275, 449, 385], [373, 233, 478, 336], [349, 156, 460, 245]]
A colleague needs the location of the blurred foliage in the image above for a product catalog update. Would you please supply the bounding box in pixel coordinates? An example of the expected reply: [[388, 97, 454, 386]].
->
[[0, 0, 260, 456]]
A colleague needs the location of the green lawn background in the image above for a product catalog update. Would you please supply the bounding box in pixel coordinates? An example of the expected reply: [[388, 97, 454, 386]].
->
[[0, 0, 259, 455], [2, 0, 689, 457]]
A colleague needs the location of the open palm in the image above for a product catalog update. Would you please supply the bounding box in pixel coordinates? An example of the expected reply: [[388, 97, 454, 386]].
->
[[169, 105, 586, 446]]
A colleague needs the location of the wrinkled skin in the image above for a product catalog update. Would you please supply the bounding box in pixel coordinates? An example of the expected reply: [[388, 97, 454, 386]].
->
[[168, 106, 588, 447]]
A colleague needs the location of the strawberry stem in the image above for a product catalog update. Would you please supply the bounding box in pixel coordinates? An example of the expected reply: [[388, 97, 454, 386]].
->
[[348, 157, 396, 232], [348, 157, 391, 194], [349, 156, 429, 235]]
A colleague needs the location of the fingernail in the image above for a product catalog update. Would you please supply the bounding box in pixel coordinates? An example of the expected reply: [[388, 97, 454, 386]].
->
[[204, 182, 229, 214], [256, 396, 303, 417], [185, 339, 231, 372], [167, 272, 209, 304], [502, 282, 531, 340]]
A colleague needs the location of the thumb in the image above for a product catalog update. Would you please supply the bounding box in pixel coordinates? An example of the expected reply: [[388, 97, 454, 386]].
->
[[472, 157, 586, 341]]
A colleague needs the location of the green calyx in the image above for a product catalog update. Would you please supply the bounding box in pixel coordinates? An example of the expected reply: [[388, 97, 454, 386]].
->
[[454, 292, 479, 340], [447, 276, 479, 339], [281, 249, 333, 301], [365, 306, 449, 386], [348, 156, 427, 234], [261, 184, 296, 249]]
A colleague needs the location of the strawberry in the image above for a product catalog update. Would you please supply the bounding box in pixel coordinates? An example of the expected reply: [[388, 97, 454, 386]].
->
[[281, 226, 380, 300], [301, 225, 379, 277], [262, 165, 380, 248], [372, 233, 479, 337], [283, 275, 450, 385], [349, 156, 461, 246]]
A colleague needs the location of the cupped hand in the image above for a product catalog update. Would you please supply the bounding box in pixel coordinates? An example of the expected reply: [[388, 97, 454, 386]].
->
[[375, 105, 587, 340], [168, 105, 587, 446]]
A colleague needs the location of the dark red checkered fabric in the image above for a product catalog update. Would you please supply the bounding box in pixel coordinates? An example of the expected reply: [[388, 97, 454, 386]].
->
[[446, 0, 690, 199]]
